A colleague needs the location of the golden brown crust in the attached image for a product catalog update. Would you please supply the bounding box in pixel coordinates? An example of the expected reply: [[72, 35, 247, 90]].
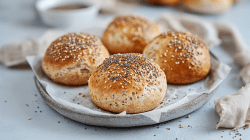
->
[[145, 0, 180, 5], [143, 31, 210, 84], [182, 0, 233, 14], [42, 33, 109, 86], [88, 53, 167, 114], [102, 15, 161, 54]]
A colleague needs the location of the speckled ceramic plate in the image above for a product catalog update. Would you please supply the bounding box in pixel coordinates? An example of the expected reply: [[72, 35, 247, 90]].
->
[[34, 53, 220, 127]]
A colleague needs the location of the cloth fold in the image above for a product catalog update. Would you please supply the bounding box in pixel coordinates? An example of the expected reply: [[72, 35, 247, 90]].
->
[[215, 23, 250, 85], [0, 30, 65, 67], [156, 14, 221, 49], [214, 23, 250, 130], [215, 84, 250, 130]]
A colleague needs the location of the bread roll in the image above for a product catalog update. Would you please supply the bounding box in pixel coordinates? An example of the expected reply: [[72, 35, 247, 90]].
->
[[182, 0, 233, 14], [89, 53, 167, 114], [143, 31, 210, 84], [42, 33, 109, 86], [145, 0, 180, 5], [102, 15, 161, 54]]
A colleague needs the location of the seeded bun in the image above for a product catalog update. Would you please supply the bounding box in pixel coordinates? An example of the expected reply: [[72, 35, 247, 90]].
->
[[143, 31, 210, 84], [144, 0, 180, 5], [182, 0, 233, 14], [88, 53, 167, 114], [102, 15, 161, 54], [42, 33, 109, 86]]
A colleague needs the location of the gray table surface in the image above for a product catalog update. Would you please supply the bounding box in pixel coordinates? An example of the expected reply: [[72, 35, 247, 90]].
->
[[1, 0, 250, 139]]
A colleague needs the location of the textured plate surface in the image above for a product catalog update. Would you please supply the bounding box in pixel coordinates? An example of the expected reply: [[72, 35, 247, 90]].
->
[[35, 77, 218, 127]]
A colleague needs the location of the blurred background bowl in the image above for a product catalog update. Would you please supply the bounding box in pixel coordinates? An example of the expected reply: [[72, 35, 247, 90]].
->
[[35, 0, 99, 28]]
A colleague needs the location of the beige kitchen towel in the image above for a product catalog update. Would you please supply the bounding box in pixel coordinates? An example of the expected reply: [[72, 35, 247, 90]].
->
[[156, 14, 221, 49], [0, 30, 65, 67], [215, 23, 250, 85], [215, 84, 250, 130]]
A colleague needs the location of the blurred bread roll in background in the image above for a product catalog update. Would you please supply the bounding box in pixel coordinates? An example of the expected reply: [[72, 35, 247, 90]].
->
[[102, 14, 161, 54], [88, 53, 167, 113], [182, 0, 233, 14], [143, 31, 210, 84], [144, 0, 180, 5], [233, 0, 242, 3], [42, 33, 109, 86]]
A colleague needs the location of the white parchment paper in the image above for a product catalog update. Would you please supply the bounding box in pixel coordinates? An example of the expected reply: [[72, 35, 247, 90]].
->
[[27, 54, 231, 123]]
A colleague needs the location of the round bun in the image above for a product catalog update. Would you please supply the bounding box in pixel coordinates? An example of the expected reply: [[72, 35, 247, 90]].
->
[[88, 53, 167, 114], [42, 33, 109, 86], [102, 15, 161, 54], [145, 0, 180, 5], [182, 0, 233, 14], [143, 31, 210, 84]]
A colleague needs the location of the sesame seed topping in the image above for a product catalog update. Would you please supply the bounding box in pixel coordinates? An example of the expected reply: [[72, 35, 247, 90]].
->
[[47, 33, 103, 62], [96, 53, 162, 89], [158, 31, 207, 71]]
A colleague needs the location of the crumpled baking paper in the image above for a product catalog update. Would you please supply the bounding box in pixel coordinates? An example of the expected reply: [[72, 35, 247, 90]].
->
[[27, 52, 231, 123]]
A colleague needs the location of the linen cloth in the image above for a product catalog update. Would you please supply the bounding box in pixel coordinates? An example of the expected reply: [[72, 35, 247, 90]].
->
[[215, 84, 250, 130]]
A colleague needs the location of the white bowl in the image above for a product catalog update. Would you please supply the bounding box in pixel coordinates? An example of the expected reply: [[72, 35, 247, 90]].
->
[[35, 0, 99, 27]]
